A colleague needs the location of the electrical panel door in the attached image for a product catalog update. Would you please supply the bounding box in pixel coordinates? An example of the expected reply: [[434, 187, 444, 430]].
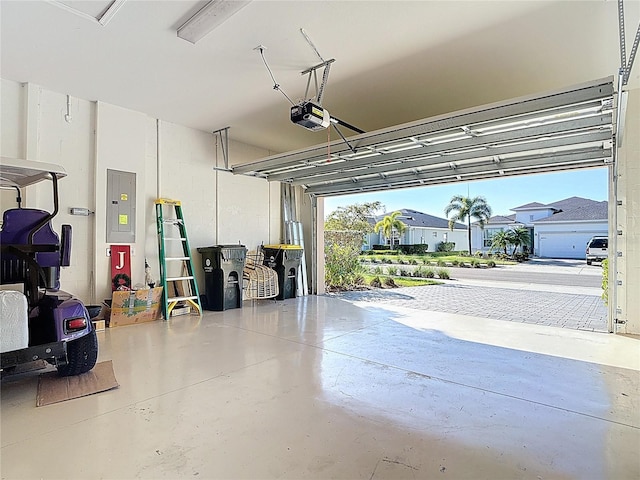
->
[[106, 169, 136, 243]]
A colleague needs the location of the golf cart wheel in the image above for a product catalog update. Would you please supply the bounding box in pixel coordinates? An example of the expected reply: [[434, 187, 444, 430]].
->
[[587, 260, 592, 265], [57, 328, 98, 377]]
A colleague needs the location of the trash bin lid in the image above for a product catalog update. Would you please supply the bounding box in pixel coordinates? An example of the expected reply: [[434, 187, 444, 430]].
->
[[198, 245, 246, 252], [263, 244, 302, 250]]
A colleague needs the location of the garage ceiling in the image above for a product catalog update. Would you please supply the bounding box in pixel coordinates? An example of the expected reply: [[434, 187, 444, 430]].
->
[[1, 1, 637, 156]]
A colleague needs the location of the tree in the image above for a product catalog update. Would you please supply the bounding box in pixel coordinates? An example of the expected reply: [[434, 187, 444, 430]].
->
[[490, 227, 531, 258], [490, 230, 510, 255], [507, 227, 531, 256], [325, 201, 383, 236], [324, 202, 383, 289], [444, 195, 492, 255], [374, 211, 407, 250]]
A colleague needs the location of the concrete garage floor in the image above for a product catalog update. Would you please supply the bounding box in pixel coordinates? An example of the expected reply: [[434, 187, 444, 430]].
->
[[1, 296, 638, 479]]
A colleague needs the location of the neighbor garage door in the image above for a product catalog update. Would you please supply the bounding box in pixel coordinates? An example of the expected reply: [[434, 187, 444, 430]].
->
[[538, 232, 598, 259]]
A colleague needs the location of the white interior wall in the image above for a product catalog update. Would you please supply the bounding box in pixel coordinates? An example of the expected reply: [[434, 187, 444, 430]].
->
[[36, 89, 95, 298], [0, 81, 25, 215], [94, 102, 149, 300], [1, 81, 96, 298], [216, 141, 280, 252], [0, 80, 25, 159], [1, 79, 280, 306], [155, 124, 280, 289]]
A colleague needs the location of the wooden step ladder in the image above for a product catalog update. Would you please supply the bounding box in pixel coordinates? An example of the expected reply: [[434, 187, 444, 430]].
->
[[155, 198, 202, 319]]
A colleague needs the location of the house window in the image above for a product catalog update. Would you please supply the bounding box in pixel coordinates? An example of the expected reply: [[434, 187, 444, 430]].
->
[[529, 214, 534, 221], [433, 232, 438, 237], [385, 230, 402, 246], [483, 228, 502, 248]]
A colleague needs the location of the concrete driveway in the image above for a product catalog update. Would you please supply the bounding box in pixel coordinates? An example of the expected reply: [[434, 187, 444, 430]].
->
[[502, 257, 605, 275], [448, 258, 604, 294], [334, 258, 608, 332]]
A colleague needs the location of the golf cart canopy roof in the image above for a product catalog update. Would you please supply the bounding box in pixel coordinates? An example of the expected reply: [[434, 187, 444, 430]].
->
[[0, 157, 67, 188]]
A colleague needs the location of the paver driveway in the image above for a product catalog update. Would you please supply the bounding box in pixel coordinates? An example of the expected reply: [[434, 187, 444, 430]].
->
[[332, 280, 608, 333]]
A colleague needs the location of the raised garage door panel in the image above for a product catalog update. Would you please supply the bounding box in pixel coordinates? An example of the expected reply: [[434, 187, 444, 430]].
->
[[232, 78, 614, 197], [538, 232, 596, 259]]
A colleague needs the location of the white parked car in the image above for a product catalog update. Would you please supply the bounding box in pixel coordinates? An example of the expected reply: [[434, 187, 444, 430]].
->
[[586, 236, 608, 265]]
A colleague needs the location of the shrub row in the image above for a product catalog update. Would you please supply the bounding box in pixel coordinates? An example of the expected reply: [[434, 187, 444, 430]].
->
[[362, 256, 496, 268], [365, 244, 430, 255], [368, 265, 450, 280]]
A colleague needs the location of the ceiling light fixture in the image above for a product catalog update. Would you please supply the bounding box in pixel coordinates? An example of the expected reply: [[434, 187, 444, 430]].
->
[[48, 0, 126, 26], [177, 0, 251, 44], [98, 0, 126, 26]]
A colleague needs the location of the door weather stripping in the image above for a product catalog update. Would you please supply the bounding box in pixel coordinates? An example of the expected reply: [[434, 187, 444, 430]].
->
[[231, 77, 615, 198]]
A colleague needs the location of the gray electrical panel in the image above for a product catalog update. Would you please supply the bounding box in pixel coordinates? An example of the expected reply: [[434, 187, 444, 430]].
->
[[106, 169, 136, 243]]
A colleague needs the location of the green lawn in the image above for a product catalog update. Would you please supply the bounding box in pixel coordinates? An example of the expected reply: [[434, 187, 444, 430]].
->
[[361, 253, 515, 266]]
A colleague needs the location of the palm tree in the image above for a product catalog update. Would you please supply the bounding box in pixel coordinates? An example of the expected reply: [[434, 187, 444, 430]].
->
[[490, 230, 510, 255], [374, 211, 407, 250], [507, 227, 531, 256], [444, 195, 492, 255]]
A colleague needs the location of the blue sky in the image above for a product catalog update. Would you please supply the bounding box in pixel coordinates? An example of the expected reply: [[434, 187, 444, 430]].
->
[[323, 167, 609, 219]]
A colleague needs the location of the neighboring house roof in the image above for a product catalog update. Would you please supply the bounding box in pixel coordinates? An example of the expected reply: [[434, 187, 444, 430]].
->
[[546, 196, 598, 211], [485, 214, 517, 224], [472, 214, 516, 227], [512, 196, 604, 213], [535, 200, 608, 222], [511, 201, 546, 210], [370, 208, 466, 230]]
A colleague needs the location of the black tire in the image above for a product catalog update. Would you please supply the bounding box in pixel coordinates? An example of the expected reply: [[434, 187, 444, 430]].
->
[[57, 328, 98, 377], [586, 260, 592, 265]]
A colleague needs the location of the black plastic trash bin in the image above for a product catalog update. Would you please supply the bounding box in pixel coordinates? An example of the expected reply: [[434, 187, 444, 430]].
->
[[197, 245, 247, 311], [262, 244, 303, 300]]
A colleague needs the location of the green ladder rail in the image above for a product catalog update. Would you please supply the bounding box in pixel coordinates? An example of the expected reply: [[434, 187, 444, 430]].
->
[[155, 198, 202, 319]]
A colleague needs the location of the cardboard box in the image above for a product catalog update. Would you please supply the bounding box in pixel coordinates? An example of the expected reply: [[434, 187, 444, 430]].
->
[[92, 319, 106, 332], [171, 305, 191, 317], [109, 287, 163, 327]]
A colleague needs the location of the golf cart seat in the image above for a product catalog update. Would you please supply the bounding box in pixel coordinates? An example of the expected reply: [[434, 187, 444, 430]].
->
[[0, 208, 71, 290]]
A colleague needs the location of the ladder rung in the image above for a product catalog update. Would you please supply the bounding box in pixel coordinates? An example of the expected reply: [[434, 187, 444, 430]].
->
[[166, 276, 195, 282], [168, 296, 198, 302], [166, 257, 190, 261], [163, 218, 183, 223], [164, 237, 187, 241]]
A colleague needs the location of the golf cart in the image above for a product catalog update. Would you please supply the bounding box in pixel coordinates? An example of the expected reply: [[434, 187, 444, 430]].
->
[[1, 157, 98, 376]]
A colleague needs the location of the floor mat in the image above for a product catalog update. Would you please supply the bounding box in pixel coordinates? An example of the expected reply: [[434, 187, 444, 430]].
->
[[36, 360, 119, 407]]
